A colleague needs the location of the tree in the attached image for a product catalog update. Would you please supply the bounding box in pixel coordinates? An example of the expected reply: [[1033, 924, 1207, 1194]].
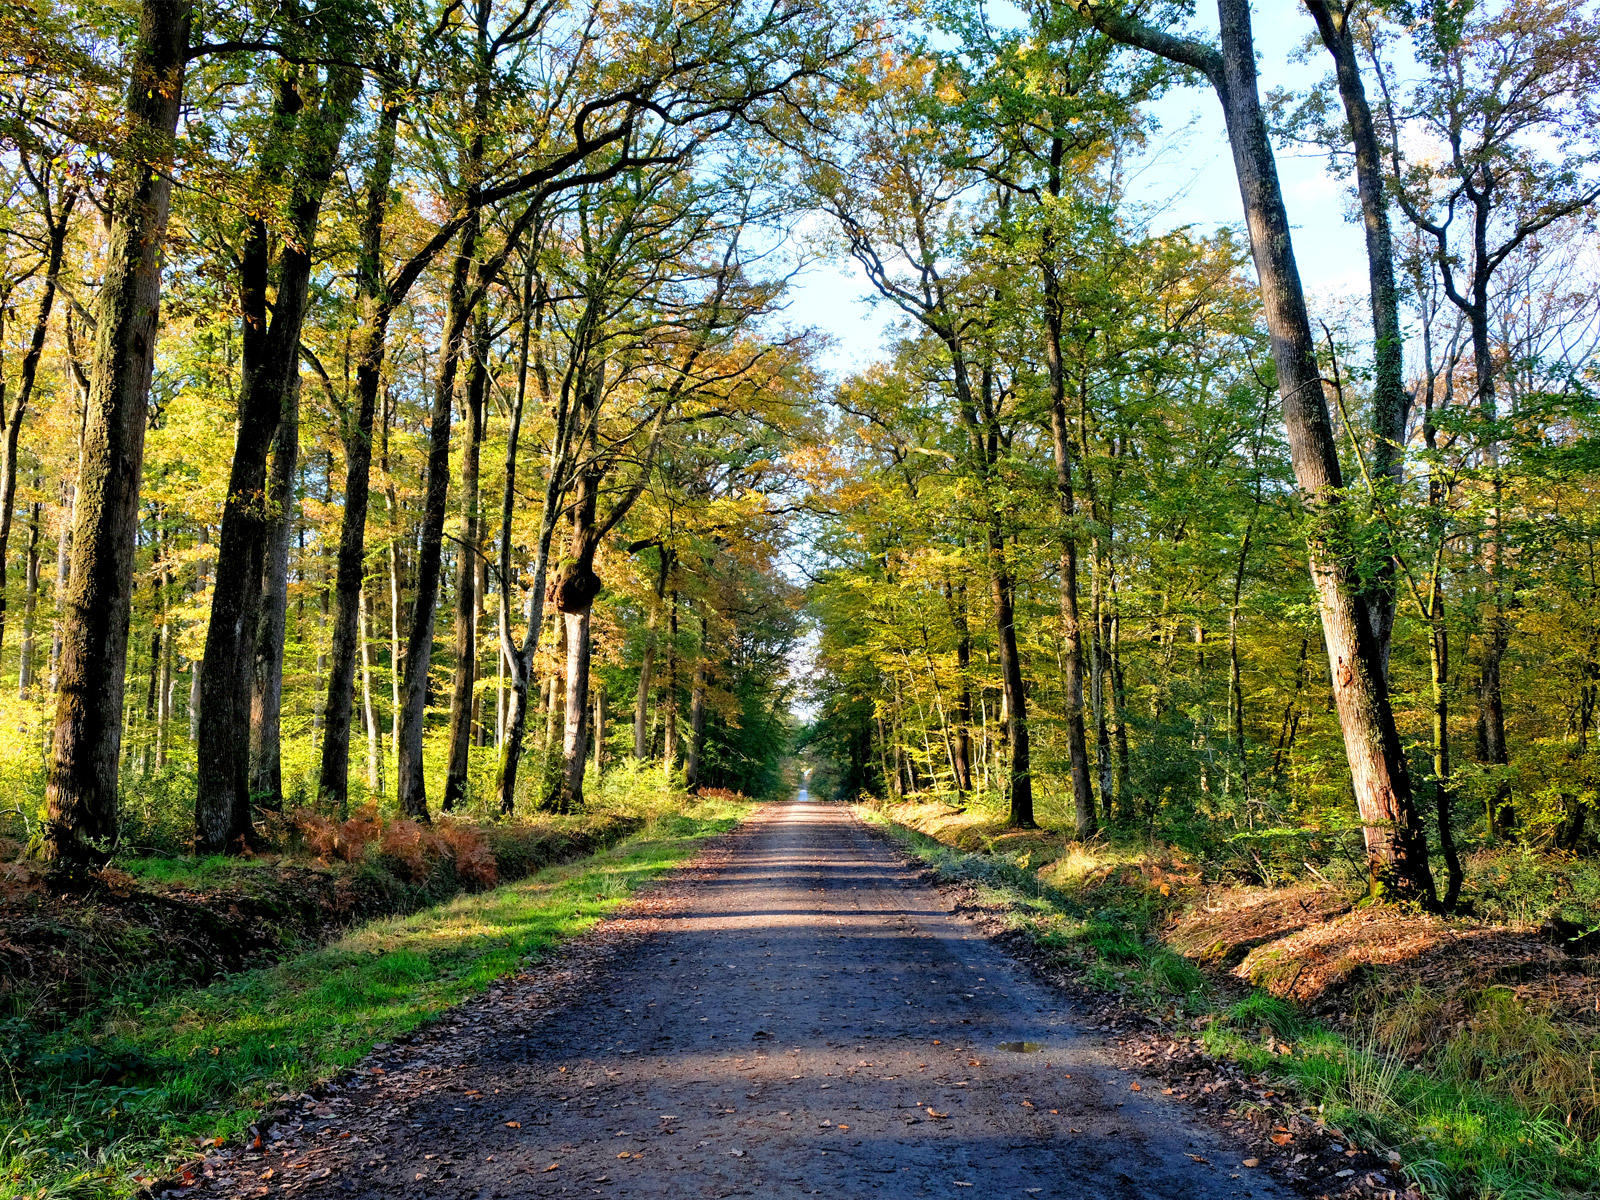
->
[[44, 0, 191, 866], [1071, 0, 1436, 902]]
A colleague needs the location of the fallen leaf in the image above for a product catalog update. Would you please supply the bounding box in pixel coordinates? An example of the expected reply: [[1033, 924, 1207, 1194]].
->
[[837, 1124, 850, 1130], [505, 1121, 521, 1128], [1243, 1158, 1259, 1168], [544, 1163, 559, 1172], [1187, 1154, 1210, 1165], [926, 1109, 948, 1119], [617, 1152, 631, 1159], [259, 1169, 274, 1180], [1021, 1101, 1034, 1108], [1130, 1083, 1141, 1092], [1272, 1134, 1292, 1146]]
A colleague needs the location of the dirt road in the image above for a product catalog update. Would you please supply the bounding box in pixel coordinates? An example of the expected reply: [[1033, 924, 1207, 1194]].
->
[[211, 800, 1295, 1198]]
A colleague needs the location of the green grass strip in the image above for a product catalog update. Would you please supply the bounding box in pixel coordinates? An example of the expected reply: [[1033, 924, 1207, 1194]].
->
[[6, 801, 746, 1199]]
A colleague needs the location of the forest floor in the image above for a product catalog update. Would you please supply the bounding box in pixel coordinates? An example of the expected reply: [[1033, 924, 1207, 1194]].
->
[[161, 798, 1370, 1200]]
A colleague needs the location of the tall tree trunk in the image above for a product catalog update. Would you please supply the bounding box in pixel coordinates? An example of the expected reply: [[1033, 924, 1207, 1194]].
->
[[592, 678, 605, 779], [1090, 539, 1113, 816], [19, 501, 41, 698], [196, 64, 358, 852], [1428, 579, 1464, 907], [0, 179, 77, 658], [397, 214, 479, 821], [553, 609, 593, 811], [1308, 0, 1407, 674], [317, 74, 401, 813], [1041, 136, 1096, 838], [992, 542, 1035, 827], [155, 542, 172, 770], [188, 527, 208, 742], [44, 0, 191, 866], [49, 484, 71, 695], [685, 609, 709, 791], [1077, 0, 1436, 902], [634, 550, 671, 759], [443, 313, 488, 810], [663, 589, 680, 780], [941, 572, 974, 798], [360, 585, 382, 793], [248, 374, 300, 809]]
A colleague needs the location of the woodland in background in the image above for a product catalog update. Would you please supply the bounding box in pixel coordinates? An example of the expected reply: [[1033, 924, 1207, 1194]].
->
[[0, 0, 837, 863], [799, 0, 1600, 915]]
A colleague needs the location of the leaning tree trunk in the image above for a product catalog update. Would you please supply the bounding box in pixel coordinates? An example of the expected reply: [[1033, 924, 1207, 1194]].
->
[[1075, 0, 1436, 906], [196, 65, 358, 852], [396, 216, 478, 821], [316, 80, 401, 813], [44, 0, 191, 866], [443, 315, 488, 810], [1212, 0, 1433, 900], [1309, 0, 1407, 675]]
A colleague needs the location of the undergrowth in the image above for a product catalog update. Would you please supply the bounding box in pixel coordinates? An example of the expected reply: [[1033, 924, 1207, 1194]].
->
[[3, 797, 747, 1199], [860, 803, 1600, 1200]]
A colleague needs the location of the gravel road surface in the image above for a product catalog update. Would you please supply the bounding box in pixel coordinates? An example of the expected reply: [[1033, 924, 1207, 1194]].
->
[[205, 798, 1297, 1199]]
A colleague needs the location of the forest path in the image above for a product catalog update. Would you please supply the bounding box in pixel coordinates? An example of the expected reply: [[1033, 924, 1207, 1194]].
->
[[215, 800, 1294, 1199]]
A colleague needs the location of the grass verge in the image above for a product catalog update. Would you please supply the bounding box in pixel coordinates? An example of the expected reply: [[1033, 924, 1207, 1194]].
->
[[5, 799, 746, 1200], [859, 804, 1600, 1200]]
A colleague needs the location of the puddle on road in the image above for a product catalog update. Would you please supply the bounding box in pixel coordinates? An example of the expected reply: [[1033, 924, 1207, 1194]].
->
[[996, 1041, 1043, 1053]]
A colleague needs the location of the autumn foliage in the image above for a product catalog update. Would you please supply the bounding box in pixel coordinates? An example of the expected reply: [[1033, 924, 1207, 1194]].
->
[[291, 807, 497, 888]]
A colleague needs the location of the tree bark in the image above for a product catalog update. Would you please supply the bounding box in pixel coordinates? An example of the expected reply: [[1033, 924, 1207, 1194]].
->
[[1040, 135, 1096, 838], [685, 609, 709, 791], [0, 178, 76, 658], [360, 585, 382, 793], [248, 374, 299, 809], [634, 550, 672, 759], [940, 571, 974, 798], [397, 214, 479, 821], [196, 64, 358, 852], [1308, 1, 1407, 673], [663, 589, 680, 780], [44, 0, 190, 866], [317, 73, 401, 813], [443, 312, 488, 810], [19, 500, 41, 698]]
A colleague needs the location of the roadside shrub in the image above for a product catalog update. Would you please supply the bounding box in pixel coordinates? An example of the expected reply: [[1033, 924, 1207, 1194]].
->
[[292, 806, 382, 864], [436, 821, 497, 888], [693, 786, 749, 803]]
